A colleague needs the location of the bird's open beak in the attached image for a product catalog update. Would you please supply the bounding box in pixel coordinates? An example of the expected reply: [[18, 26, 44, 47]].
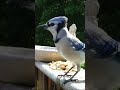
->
[[37, 24, 48, 29]]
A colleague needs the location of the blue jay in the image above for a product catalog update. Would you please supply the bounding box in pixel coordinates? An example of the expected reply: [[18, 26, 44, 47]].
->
[[38, 16, 85, 84]]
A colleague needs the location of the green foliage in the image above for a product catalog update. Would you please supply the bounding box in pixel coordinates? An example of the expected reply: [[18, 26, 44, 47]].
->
[[35, 0, 85, 46], [81, 63, 85, 69], [64, 0, 84, 16]]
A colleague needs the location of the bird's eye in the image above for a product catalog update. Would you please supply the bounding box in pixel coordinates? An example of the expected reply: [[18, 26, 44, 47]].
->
[[47, 22, 55, 27], [47, 22, 50, 27], [50, 23, 55, 26]]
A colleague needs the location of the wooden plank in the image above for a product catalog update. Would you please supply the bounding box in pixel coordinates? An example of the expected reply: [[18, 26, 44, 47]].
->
[[37, 70, 47, 90]]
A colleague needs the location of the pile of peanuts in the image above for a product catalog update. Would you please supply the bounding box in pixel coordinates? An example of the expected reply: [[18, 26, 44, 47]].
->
[[48, 61, 77, 72]]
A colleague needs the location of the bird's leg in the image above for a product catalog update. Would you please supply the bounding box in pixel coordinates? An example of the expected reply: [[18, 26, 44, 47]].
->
[[63, 65, 81, 84], [57, 65, 75, 78], [63, 65, 75, 76]]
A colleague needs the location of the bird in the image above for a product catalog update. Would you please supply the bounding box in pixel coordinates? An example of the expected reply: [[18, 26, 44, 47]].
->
[[38, 16, 85, 84]]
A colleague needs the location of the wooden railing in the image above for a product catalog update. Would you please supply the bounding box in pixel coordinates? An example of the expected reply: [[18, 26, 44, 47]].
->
[[35, 45, 85, 90]]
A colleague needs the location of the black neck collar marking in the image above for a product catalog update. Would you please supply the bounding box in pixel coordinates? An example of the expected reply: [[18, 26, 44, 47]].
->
[[57, 21, 65, 33], [54, 21, 65, 43], [54, 32, 62, 43], [54, 38, 61, 43]]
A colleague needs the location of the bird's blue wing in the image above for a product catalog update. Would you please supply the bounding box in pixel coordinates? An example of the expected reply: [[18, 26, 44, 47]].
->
[[68, 37, 85, 51]]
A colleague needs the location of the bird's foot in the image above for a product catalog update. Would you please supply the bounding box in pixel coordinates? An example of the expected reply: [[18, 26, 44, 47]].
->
[[57, 74, 72, 79], [57, 74, 80, 86], [57, 74, 73, 86], [62, 78, 80, 85]]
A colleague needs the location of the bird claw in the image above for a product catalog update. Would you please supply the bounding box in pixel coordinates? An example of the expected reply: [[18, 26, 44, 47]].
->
[[66, 75, 73, 77], [57, 74, 80, 86], [57, 75, 64, 79], [62, 78, 80, 85], [57, 74, 72, 79]]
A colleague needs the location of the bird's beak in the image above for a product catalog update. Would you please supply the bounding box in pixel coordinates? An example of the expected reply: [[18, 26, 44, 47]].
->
[[37, 24, 48, 29]]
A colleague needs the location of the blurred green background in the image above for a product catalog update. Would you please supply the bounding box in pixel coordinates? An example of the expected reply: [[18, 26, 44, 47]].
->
[[35, 0, 85, 46]]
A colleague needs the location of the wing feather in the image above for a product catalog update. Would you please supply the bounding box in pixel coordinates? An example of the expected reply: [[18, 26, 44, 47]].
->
[[68, 37, 85, 51]]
